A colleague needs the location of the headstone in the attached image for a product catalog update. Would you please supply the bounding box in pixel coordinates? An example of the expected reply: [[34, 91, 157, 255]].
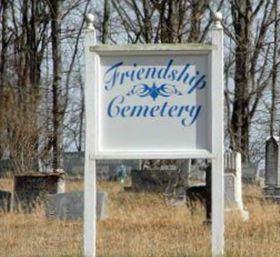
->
[[224, 151, 249, 220], [14, 173, 65, 213], [45, 191, 107, 220], [63, 152, 85, 178], [264, 137, 280, 198], [131, 170, 172, 191], [0, 190, 12, 212], [265, 137, 280, 186], [224, 174, 236, 207], [242, 162, 257, 183], [130, 169, 188, 193]]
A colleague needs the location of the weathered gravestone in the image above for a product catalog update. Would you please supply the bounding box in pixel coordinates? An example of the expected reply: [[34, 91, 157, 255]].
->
[[14, 173, 65, 213], [131, 167, 188, 193], [129, 160, 189, 206], [264, 137, 280, 198], [45, 191, 107, 220], [0, 190, 12, 212], [131, 170, 175, 192], [224, 151, 249, 220], [224, 173, 236, 207], [242, 162, 257, 183], [63, 152, 85, 178]]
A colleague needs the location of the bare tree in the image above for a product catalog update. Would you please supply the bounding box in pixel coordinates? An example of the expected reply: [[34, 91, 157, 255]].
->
[[270, 0, 279, 137], [226, 0, 276, 161], [49, 0, 63, 170]]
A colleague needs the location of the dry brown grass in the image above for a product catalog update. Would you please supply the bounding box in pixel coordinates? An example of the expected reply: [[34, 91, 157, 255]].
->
[[0, 179, 280, 257]]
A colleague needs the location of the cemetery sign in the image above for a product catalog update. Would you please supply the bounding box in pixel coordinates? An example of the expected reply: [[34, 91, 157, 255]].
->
[[83, 12, 224, 257]]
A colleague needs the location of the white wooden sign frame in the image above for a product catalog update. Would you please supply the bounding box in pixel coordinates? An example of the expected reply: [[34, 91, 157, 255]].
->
[[84, 13, 224, 257]]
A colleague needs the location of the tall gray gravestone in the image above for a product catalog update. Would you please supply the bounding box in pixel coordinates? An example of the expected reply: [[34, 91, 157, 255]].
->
[[264, 137, 280, 198]]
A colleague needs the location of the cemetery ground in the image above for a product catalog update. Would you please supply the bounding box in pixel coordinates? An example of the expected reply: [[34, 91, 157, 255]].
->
[[1, 180, 280, 257]]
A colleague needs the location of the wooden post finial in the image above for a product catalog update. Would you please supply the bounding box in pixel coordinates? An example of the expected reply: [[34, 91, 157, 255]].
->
[[213, 12, 223, 29], [86, 13, 95, 31]]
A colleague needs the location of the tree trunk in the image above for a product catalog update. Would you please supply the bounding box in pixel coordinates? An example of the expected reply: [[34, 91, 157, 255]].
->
[[102, 0, 110, 44], [50, 0, 63, 170], [230, 0, 252, 161]]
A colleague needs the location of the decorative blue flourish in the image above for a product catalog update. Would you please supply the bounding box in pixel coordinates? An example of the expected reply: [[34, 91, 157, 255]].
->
[[126, 82, 182, 101]]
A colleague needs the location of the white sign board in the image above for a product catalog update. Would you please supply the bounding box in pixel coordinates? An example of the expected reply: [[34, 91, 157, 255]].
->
[[99, 53, 211, 154], [89, 45, 218, 159], [84, 13, 224, 257]]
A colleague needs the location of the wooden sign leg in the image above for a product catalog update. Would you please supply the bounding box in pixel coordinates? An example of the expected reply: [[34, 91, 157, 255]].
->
[[211, 158, 224, 256], [84, 157, 96, 257]]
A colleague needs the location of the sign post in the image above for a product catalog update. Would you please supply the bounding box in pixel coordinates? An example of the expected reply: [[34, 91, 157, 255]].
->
[[211, 12, 224, 256], [84, 12, 224, 257], [84, 13, 97, 257]]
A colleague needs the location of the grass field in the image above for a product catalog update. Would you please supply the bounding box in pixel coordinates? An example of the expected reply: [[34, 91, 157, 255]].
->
[[0, 179, 280, 257]]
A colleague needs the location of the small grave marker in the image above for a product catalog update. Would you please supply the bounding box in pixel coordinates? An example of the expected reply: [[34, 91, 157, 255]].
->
[[224, 174, 236, 207], [130, 169, 188, 193], [46, 191, 107, 220], [242, 163, 257, 183]]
